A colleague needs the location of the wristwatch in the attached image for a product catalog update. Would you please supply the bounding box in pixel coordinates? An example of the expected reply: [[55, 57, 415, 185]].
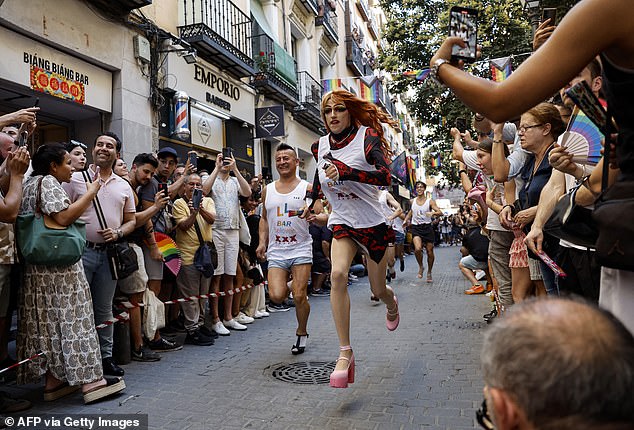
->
[[116, 228, 123, 240], [430, 58, 450, 85]]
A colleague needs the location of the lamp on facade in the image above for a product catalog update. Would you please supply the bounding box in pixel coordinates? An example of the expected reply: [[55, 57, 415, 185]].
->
[[159, 39, 197, 64], [518, 0, 542, 36]]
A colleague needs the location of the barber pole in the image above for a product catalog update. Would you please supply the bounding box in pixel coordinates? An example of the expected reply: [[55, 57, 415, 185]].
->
[[173, 91, 190, 140]]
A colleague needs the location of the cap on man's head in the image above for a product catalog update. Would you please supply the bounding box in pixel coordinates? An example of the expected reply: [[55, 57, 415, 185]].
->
[[157, 147, 178, 160]]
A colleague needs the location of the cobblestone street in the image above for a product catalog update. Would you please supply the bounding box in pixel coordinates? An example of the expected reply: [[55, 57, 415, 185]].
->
[[6, 245, 492, 429]]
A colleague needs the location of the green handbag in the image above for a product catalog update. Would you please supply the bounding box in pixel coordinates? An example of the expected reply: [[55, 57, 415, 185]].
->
[[16, 177, 86, 266]]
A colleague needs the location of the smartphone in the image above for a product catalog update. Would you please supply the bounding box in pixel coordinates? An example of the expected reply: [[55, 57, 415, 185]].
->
[[17, 131, 28, 147], [192, 188, 203, 209], [456, 117, 467, 131], [541, 8, 557, 24], [188, 151, 197, 167], [449, 6, 478, 63], [158, 182, 168, 197], [565, 81, 607, 130], [222, 147, 232, 165], [34, 98, 40, 108]]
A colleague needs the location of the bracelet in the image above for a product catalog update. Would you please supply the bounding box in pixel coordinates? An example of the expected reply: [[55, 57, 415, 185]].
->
[[502, 204, 514, 211], [458, 170, 468, 175], [493, 139, 503, 144]]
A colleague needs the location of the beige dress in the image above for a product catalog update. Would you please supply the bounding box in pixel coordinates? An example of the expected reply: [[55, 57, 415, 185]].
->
[[17, 175, 103, 385]]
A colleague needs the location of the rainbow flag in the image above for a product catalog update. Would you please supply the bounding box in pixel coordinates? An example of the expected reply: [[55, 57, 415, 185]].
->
[[322, 78, 343, 93], [430, 153, 441, 168], [490, 57, 512, 82], [407, 156, 417, 190], [359, 80, 378, 103], [403, 69, 431, 82]]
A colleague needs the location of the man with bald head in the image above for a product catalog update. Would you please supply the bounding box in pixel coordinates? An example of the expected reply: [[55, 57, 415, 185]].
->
[[479, 298, 634, 430]]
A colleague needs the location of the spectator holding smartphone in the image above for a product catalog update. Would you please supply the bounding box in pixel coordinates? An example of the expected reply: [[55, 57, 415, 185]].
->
[[173, 173, 216, 345], [430, 0, 634, 333]]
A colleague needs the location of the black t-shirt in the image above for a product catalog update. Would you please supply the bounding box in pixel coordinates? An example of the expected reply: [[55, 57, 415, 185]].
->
[[462, 226, 489, 262]]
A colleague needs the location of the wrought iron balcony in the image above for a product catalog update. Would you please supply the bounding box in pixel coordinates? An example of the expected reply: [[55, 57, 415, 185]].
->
[[251, 34, 299, 109], [345, 37, 371, 76], [293, 71, 324, 134], [316, 8, 339, 44], [178, 0, 254, 79]]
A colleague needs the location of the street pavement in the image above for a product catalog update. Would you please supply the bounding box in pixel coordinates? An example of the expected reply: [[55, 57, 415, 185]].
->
[[5, 245, 492, 429]]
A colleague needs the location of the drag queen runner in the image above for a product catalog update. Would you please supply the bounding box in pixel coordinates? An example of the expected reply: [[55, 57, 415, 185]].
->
[[309, 90, 400, 388]]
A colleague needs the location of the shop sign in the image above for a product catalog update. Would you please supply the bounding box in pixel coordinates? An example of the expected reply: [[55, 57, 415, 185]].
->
[[30, 67, 85, 104], [255, 106, 285, 138], [0, 27, 112, 112]]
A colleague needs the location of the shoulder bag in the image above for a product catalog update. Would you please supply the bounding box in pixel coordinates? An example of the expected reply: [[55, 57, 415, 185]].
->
[[82, 172, 138, 279], [16, 177, 86, 266], [193, 218, 218, 278], [543, 183, 598, 249]]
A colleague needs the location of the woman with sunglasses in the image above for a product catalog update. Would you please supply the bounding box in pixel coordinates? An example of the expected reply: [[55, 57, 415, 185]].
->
[[311, 90, 399, 388]]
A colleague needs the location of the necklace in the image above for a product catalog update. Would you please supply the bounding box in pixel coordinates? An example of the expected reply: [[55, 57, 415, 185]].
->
[[532, 142, 554, 177], [329, 126, 355, 146]]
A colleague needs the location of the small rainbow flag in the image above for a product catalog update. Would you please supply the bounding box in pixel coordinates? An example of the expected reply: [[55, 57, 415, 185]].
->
[[490, 57, 512, 82], [154, 232, 182, 276], [322, 78, 343, 93], [403, 69, 431, 82], [430, 153, 441, 168]]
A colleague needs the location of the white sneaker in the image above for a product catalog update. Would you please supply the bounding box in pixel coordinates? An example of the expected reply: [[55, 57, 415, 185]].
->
[[212, 321, 230, 336], [253, 311, 263, 319], [258, 310, 270, 317], [235, 312, 254, 324], [223, 319, 247, 331]]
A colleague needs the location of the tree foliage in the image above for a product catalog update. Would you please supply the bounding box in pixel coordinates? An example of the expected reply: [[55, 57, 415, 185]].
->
[[380, 0, 579, 185]]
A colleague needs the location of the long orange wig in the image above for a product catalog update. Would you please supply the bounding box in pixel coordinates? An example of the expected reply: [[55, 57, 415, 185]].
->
[[321, 89, 399, 157]]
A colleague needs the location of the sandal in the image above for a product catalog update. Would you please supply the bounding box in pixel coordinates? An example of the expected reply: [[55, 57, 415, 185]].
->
[[291, 334, 308, 355], [44, 381, 80, 401], [83, 377, 126, 404], [386, 293, 400, 331]]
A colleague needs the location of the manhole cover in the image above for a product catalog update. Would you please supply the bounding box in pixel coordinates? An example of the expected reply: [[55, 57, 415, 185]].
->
[[271, 361, 336, 384]]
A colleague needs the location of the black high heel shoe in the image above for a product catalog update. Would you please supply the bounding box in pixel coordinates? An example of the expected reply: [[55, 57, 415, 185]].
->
[[291, 334, 308, 355]]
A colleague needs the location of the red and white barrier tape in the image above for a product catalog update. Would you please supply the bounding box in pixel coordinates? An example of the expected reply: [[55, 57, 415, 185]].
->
[[0, 282, 268, 374], [0, 351, 46, 374]]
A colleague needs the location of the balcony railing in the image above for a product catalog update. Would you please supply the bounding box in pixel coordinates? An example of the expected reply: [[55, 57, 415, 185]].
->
[[356, 0, 370, 21], [345, 37, 371, 76], [178, 0, 254, 78], [251, 33, 299, 108], [293, 71, 323, 133], [316, 8, 338, 44]]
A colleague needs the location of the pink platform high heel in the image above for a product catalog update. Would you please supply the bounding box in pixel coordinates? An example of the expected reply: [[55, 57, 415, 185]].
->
[[329, 346, 355, 388], [386, 295, 400, 331]]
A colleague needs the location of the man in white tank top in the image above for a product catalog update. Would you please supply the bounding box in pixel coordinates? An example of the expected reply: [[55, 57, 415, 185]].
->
[[256, 144, 325, 355], [403, 181, 443, 282], [378, 188, 403, 284]]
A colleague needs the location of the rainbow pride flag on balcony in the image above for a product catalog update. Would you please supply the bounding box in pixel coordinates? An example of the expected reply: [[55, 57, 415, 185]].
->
[[322, 79, 343, 93], [359, 80, 379, 103], [430, 153, 441, 168], [490, 57, 512, 82]]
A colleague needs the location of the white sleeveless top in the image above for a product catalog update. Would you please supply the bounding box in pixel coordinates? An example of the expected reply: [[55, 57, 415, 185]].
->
[[411, 197, 432, 225], [379, 190, 404, 233], [317, 126, 385, 229], [265, 180, 312, 261]]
